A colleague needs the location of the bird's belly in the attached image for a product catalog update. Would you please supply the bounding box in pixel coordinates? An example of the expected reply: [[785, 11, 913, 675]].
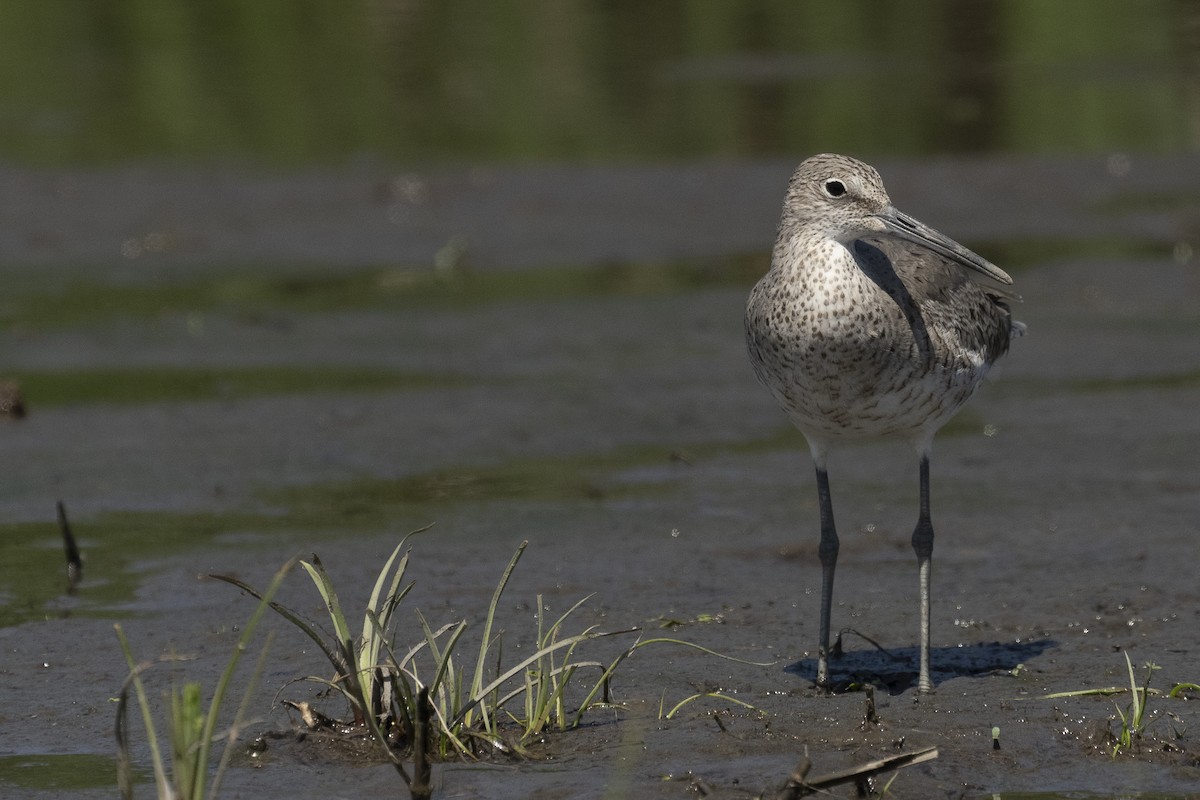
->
[[751, 327, 988, 441]]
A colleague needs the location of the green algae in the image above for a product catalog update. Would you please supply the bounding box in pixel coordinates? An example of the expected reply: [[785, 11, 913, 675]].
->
[[12, 365, 461, 408], [1, 258, 763, 332], [0, 754, 120, 792], [0, 509, 277, 627], [0, 440, 695, 627], [979, 237, 1171, 269], [1065, 369, 1200, 394]]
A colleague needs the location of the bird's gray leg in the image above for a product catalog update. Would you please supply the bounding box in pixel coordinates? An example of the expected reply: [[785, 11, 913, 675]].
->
[[814, 464, 838, 689], [913, 453, 934, 693]]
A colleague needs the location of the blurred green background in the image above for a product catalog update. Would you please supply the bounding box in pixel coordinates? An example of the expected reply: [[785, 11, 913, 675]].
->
[[1, 0, 1196, 167]]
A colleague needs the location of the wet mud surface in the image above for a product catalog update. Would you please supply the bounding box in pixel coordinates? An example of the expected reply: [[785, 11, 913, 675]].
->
[[2, 154, 1200, 798]]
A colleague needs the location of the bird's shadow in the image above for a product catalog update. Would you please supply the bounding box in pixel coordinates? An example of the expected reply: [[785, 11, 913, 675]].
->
[[785, 630, 1056, 695]]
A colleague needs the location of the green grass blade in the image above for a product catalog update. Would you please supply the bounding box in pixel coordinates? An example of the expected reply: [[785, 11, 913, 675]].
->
[[208, 572, 347, 675], [398, 620, 461, 669], [360, 543, 408, 673], [171, 681, 205, 797], [358, 685, 413, 778], [193, 557, 296, 799], [114, 625, 171, 800], [451, 627, 637, 729], [378, 582, 415, 639], [360, 527, 430, 680], [208, 630, 275, 800], [300, 557, 354, 659], [418, 611, 469, 701], [542, 594, 595, 641], [1041, 687, 1126, 699], [471, 541, 528, 698], [299, 556, 368, 719], [365, 525, 430, 629], [570, 635, 773, 727], [494, 660, 604, 734], [625, 636, 776, 666], [414, 609, 449, 669], [1136, 661, 1160, 731], [363, 614, 424, 740], [664, 691, 762, 719], [1123, 651, 1141, 733]]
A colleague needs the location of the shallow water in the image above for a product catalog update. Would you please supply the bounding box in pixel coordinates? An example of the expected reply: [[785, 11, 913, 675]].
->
[[3, 3, 1200, 798]]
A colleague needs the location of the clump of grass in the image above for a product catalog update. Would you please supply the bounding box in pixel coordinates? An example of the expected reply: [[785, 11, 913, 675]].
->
[[115, 558, 293, 800], [1112, 652, 1157, 755], [1042, 650, 1199, 757], [215, 531, 763, 787]]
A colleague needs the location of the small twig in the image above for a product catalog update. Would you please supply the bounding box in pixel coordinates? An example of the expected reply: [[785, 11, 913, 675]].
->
[[775, 754, 811, 800], [861, 685, 880, 728], [58, 501, 83, 590], [836, 628, 907, 662], [775, 746, 938, 798], [410, 686, 432, 800], [114, 666, 140, 800]]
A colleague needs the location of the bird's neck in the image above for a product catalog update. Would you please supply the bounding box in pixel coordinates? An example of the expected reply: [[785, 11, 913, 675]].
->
[[771, 228, 856, 282]]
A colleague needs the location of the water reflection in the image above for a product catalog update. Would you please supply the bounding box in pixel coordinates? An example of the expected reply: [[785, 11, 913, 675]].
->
[[0, 0, 1196, 166]]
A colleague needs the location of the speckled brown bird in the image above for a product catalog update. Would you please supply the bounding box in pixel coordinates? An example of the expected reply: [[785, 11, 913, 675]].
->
[[745, 153, 1023, 693]]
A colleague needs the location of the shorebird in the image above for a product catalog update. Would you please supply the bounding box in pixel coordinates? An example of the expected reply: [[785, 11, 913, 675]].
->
[[745, 153, 1022, 693]]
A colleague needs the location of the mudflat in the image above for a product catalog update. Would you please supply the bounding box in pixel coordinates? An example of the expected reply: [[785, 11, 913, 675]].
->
[[2, 155, 1198, 798]]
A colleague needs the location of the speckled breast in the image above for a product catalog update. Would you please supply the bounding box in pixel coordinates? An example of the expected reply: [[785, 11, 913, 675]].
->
[[745, 264, 989, 443]]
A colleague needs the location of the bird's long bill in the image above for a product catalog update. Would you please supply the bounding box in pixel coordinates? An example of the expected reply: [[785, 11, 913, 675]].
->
[[880, 208, 1013, 285]]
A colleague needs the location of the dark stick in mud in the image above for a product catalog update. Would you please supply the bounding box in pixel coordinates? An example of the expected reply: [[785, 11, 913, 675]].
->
[[58, 500, 83, 590]]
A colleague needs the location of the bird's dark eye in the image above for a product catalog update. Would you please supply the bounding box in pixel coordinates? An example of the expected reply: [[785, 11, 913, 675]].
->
[[824, 180, 846, 197]]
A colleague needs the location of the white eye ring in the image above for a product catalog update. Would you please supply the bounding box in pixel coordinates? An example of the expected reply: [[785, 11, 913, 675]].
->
[[824, 179, 847, 198]]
